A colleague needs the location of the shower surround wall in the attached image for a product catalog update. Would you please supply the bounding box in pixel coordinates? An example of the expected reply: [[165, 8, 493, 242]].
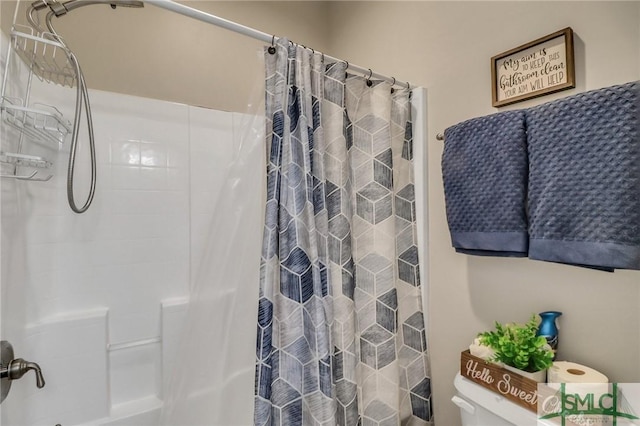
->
[[0, 32, 262, 425]]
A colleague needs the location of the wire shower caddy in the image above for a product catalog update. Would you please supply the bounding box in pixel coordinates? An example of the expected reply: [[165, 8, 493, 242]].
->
[[1, 21, 74, 181]]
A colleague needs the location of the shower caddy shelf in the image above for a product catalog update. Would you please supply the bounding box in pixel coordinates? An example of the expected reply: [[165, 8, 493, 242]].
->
[[1, 25, 74, 181], [0, 152, 53, 181], [9, 25, 76, 87], [2, 97, 71, 148]]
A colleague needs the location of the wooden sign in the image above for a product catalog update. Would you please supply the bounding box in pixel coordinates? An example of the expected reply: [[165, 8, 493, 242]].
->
[[460, 350, 540, 412], [491, 27, 575, 107]]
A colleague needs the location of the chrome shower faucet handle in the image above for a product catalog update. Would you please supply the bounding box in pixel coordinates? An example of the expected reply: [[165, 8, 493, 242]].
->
[[0, 341, 46, 404], [2, 358, 46, 388]]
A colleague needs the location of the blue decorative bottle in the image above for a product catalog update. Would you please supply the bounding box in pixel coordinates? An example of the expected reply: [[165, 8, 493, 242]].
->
[[537, 311, 562, 359]]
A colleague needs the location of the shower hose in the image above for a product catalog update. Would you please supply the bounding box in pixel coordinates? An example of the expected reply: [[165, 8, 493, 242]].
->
[[27, 5, 97, 214]]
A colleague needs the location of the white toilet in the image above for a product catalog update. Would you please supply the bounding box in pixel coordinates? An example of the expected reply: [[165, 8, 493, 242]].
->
[[452, 373, 554, 426]]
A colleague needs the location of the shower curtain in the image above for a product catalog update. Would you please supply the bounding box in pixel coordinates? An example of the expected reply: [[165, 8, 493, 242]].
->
[[255, 39, 432, 426]]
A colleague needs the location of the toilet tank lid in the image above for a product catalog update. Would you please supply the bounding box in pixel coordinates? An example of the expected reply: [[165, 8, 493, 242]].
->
[[454, 373, 553, 425]]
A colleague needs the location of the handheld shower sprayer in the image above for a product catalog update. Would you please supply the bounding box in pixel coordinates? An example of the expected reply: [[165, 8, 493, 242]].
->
[[26, 0, 143, 213], [30, 0, 143, 16]]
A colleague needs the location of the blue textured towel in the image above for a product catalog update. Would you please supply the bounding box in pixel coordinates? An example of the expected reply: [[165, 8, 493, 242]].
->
[[442, 110, 529, 256], [527, 81, 640, 270]]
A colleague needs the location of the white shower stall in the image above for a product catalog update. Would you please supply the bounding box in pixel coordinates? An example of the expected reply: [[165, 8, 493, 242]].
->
[[0, 3, 428, 425], [0, 25, 266, 423]]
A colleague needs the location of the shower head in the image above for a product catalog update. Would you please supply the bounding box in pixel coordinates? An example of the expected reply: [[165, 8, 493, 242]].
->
[[62, 0, 144, 12], [30, 0, 143, 18]]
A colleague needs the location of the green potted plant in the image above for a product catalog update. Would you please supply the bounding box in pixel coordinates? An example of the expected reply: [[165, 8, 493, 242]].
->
[[475, 314, 554, 382]]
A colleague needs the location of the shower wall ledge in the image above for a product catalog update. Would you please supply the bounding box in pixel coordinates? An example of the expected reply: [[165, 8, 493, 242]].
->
[[4, 300, 187, 425]]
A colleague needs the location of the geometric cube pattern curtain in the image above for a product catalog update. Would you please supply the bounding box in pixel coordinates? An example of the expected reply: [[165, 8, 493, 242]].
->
[[255, 38, 432, 426]]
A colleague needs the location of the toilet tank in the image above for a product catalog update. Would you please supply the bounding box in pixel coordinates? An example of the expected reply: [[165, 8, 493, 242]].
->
[[452, 373, 551, 426]]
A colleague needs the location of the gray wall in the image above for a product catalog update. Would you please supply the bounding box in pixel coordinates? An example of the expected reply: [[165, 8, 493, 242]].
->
[[2, 2, 639, 425], [325, 2, 640, 425], [1, 1, 332, 112]]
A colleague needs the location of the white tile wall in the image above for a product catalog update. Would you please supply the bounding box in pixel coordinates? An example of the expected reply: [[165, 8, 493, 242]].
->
[[1, 28, 266, 425], [188, 106, 235, 286], [1, 62, 262, 426], [4, 309, 110, 426], [159, 108, 264, 426], [4, 88, 191, 347]]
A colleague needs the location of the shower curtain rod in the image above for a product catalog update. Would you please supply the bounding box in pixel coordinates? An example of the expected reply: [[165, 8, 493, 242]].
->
[[144, 0, 411, 89]]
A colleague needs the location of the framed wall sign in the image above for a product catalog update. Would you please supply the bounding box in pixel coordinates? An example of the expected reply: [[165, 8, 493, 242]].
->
[[491, 27, 575, 107]]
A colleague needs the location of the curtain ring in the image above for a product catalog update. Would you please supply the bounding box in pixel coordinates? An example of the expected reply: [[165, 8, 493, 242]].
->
[[268, 35, 276, 54], [366, 68, 373, 87], [344, 60, 349, 78], [390, 77, 396, 94], [406, 81, 411, 90], [321, 53, 325, 62]]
